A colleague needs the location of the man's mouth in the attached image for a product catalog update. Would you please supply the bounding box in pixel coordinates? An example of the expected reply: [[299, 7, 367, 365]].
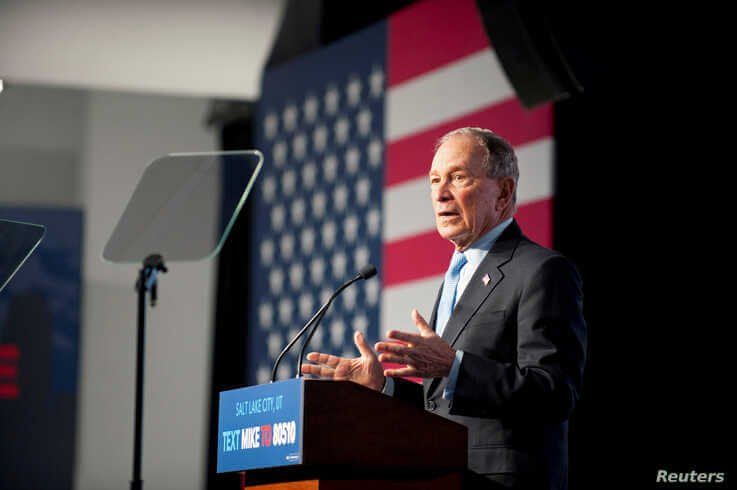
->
[[438, 211, 460, 218]]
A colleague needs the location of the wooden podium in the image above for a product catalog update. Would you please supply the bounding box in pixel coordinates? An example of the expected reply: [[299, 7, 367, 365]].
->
[[233, 379, 467, 490]]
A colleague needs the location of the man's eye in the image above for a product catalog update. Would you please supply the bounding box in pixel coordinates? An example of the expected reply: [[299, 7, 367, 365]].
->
[[454, 174, 466, 181]]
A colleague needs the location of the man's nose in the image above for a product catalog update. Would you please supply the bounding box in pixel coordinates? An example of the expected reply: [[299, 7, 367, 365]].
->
[[434, 181, 452, 201]]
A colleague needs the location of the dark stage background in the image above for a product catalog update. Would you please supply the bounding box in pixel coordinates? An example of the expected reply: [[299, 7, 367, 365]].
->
[[207, 2, 731, 489]]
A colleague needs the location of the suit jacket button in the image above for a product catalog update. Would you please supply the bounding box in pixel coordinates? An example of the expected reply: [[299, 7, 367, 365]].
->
[[426, 400, 437, 411]]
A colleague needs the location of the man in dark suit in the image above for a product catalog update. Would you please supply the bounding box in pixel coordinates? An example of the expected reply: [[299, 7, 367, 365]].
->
[[301, 128, 586, 490]]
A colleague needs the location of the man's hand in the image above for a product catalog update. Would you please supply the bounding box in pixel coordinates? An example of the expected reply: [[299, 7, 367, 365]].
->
[[375, 309, 456, 379], [300, 331, 385, 391]]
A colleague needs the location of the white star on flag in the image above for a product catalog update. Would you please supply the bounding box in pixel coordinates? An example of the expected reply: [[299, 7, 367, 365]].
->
[[323, 154, 338, 182], [301, 228, 316, 254], [345, 146, 360, 174], [312, 125, 328, 153], [302, 161, 318, 189], [369, 66, 384, 97], [321, 220, 337, 248], [279, 233, 295, 260], [324, 85, 340, 115], [282, 104, 298, 131], [264, 113, 279, 139], [311, 192, 327, 218], [259, 302, 273, 328], [334, 117, 350, 144], [292, 132, 307, 160], [272, 141, 287, 167], [357, 109, 372, 136], [303, 95, 319, 123], [347, 76, 362, 106]]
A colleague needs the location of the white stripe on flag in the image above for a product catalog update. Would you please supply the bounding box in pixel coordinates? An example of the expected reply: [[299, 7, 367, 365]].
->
[[383, 138, 554, 242], [516, 138, 555, 204], [385, 49, 514, 141], [383, 178, 435, 242]]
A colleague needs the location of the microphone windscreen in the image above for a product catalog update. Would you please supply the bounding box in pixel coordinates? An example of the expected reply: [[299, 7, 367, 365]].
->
[[359, 264, 377, 280]]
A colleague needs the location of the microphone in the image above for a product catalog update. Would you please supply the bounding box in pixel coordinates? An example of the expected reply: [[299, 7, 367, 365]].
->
[[296, 264, 378, 377], [357, 264, 377, 280], [270, 264, 378, 383]]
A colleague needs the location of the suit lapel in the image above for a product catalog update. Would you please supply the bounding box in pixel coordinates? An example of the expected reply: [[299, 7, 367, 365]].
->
[[426, 221, 522, 400], [429, 282, 443, 332], [424, 283, 444, 395]]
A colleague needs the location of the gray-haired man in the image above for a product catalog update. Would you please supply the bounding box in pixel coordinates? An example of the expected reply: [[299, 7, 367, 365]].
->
[[303, 128, 587, 490]]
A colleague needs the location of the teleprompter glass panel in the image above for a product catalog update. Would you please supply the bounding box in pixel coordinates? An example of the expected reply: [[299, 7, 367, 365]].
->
[[103, 150, 263, 263], [0, 219, 46, 293]]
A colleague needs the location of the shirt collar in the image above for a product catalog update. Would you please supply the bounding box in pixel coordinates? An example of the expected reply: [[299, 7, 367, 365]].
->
[[456, 217, 514, 269]]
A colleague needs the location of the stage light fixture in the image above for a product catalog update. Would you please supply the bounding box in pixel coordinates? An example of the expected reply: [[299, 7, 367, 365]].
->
[[475, 0, 582, 108]]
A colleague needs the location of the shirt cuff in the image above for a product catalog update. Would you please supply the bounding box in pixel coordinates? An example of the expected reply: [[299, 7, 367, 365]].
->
[[442, 350, 464, 400], [381, 376, 395, 396]]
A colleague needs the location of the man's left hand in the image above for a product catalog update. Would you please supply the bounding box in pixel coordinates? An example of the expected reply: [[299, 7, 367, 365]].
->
[[375, 309, 456, 379]]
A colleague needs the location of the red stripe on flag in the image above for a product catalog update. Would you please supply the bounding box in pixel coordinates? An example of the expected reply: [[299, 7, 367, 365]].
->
[[383, 229, 454, 286], [386, 100, 553, 187], [383, 198, 554, 286], [388, 0, 489, 87], [0, 365, 17, 378], [515, 197, 554, 248], [0, 344, 20, 361], [0, 383, 19, 399]]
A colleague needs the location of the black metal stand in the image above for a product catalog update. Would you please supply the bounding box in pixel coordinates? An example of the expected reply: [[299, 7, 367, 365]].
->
[[131, 254, 167, 490]]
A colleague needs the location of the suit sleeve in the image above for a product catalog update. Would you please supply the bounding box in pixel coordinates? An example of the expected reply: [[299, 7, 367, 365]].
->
[[449, 255, 587, 421]]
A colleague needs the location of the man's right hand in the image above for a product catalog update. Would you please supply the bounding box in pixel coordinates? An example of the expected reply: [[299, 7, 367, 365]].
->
[[300, 331, 385, 391]]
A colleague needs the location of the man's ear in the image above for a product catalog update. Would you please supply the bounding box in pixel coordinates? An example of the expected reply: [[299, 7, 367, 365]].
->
[[497, 177, 515, 211]]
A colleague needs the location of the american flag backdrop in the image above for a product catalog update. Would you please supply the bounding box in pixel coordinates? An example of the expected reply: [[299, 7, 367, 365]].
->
[[248, 0, 553, 385]]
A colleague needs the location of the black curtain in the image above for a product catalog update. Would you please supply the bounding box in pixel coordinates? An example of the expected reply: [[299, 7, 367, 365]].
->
[[552, 3, 730, 486]]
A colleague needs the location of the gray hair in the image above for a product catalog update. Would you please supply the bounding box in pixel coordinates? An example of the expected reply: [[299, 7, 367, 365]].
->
[[436, 127, 519, 203]]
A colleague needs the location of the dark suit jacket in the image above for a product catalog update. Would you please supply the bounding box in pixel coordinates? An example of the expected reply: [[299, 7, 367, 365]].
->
[[394, 220, 587, 490]]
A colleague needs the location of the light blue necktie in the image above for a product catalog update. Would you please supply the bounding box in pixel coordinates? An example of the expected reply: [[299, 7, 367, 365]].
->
[[435, 252, 467, 337]]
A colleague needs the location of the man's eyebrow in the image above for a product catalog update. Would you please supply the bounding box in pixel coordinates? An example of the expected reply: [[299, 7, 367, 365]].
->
[[428, 165, 467, 177]]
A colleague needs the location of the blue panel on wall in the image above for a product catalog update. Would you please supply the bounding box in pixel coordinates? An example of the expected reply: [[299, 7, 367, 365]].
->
[[0, 207, 82, 393], [0, 205, 83, 490]]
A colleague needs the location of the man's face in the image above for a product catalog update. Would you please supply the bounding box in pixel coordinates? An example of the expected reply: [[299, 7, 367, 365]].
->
[[430, 134, 510, 250]]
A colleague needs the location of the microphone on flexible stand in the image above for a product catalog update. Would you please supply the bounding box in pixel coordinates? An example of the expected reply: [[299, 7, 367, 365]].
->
[[270, 264, 377, 383]]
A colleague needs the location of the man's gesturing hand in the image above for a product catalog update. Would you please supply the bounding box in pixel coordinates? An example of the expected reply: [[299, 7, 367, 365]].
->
[[300, 331, 385, 391], [376, 309, 456, 379]]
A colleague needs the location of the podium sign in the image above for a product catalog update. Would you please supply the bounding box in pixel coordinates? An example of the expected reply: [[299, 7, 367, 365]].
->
[[217, 379, 304, 473], [216, 380, 468, 489]]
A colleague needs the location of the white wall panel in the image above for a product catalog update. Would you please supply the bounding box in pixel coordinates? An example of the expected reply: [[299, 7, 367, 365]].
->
[[0, 0, 284, 98]]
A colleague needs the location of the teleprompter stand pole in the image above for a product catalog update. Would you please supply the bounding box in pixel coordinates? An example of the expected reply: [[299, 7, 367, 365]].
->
[[131, 254, 167, 490]]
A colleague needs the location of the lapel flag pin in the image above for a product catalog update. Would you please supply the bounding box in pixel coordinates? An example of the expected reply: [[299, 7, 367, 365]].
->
[[482, 273, 491, 286]]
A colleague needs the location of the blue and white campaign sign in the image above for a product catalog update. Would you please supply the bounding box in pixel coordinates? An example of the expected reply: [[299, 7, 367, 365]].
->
[[217, 378, 304, 473]]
